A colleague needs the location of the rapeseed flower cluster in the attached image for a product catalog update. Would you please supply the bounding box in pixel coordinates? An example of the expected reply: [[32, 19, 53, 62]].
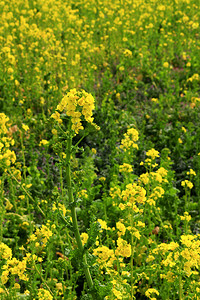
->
[[120, 128, 139, 152], [93, 245, 115, 270], [0, 113, 9, 135], [80, 232, 89, 245], [0, 243, 28, 287], [121, 183, 146, 212], [52, 89, 99, 134], [0, 225, 56, 296], [115, 237, 131, 258], [1, 257, 28, 284], [139, 167, 168, 186], [38, 288, 53, 300], [187, 168, 196, 176], [147, 234, 200, 293], [0, 113, 16, 169], [180, 211, 192, 222], [0, 242, 12, 260], [29, 224, 53, 248], [181, 179, 193, 189], [145, 288, 159, 299], [119, 163, 133, 173]]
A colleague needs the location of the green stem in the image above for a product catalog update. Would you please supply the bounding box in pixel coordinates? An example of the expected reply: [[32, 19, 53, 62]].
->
[[7, 170, 45, 222], [20, 130, 27, 181], [33, 261, 53, 295], [174, 196, 179, 237], [179, 272, 183, 300], [74, 132, 88, 148], [130, 214, 135, 299], [8, 176, 17, 212], [0, 174, 5, 242], [59, 163, 64, 200], [66, 134, 94, 292], [130, 233, 134, 299]]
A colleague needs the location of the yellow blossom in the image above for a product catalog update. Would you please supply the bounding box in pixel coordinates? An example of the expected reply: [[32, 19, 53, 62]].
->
[[38, 288, 53, 300], [115, 237, 131, 257], [124, 49, 132, 57], [146, 148, 159, 160], [52, 129, 57, 135], [52, 89, 99, 135], [80, 232, 89, 245], [0, 243, 12, 260], [145, 288, 159, 298], [178, 138, 183, 144], [116, 221, 126, 236], [22, 124, 29, 131], [163, 62, 169, 68], [181, 180, 193, 189], [187, 169, 196, 176], [91, 148, 96, 154], [151, 98, 158, 102], [39, 139, 49, 146], [99, 177, 106, 183], [119, 163, 133, 173], [97, 219, 108, 230], [120, 128, 139, 152], [5, 199, 13, 210], [180, 212, 191, 222], [182, 126, 187, 133]]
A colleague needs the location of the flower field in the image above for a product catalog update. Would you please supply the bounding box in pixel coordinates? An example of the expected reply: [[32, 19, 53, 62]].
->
[[1, 0, 200, 299]]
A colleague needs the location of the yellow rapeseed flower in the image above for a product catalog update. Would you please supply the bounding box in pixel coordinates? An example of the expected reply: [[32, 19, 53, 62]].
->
[[22, 124, 29, 131], [120, 128, 139, 152], [52, 89, 99, 135], [38, 288, 53, 300], [39, 139, 49, 146], [146, 148, 159, 160], [80, 232, 89, 245], [163, 62, 169, 68], [181, 180, 193, 189]]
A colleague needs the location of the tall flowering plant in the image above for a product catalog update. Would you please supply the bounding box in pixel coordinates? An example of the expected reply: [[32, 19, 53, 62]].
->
[[51, 89, 100, 298]]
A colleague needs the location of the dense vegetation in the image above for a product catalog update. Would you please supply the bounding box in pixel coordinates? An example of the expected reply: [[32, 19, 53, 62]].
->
[[0, 0, 200, 299]]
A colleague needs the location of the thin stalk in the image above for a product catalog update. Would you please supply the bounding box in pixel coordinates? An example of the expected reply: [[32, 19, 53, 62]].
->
[[130, 232, 134, 299], [0, 174, 5, 242], [55, 198, 73, 249], [153, 206, 173, 241], [33, 261, 53, 295], [178, 272, 183, 300], [174, 195, 179, 237], [65, 134, 94, 291], [7, 170, 45, 219], [130, 215, 134, 299], [20, 130, 27, 181], [74, 132, 87, 148], [59, 163, 64, 200], [8, 176, 17, 212]]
